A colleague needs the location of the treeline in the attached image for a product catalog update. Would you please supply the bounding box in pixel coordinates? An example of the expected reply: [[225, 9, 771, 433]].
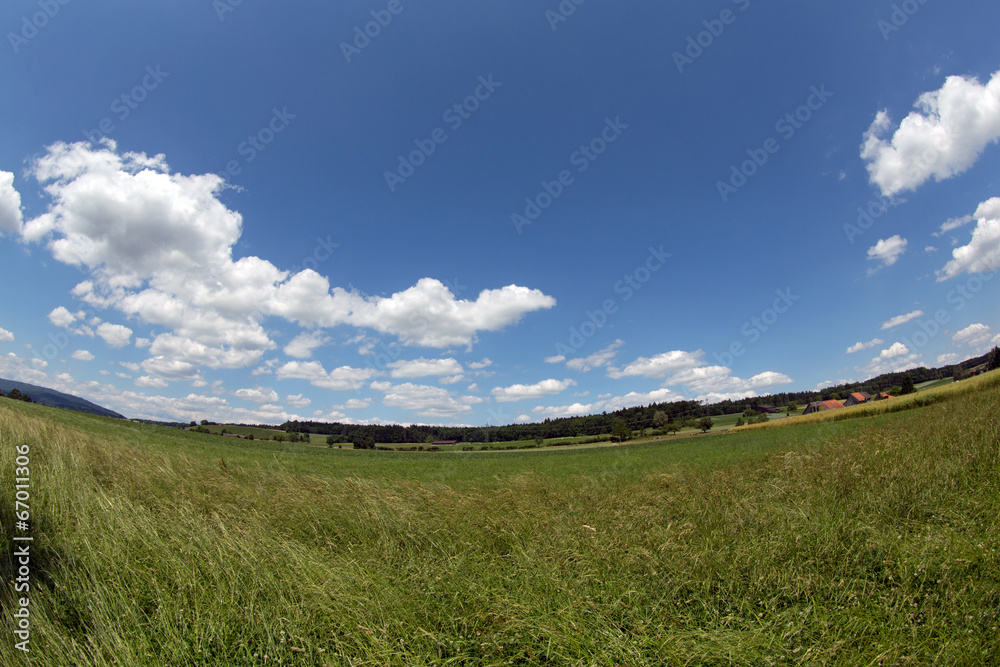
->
[[275, 352, 997, 442], [0, 388, 32, 403]]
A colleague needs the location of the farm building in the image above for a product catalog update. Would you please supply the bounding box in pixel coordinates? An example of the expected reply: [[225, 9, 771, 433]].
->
[[843, 392, 872, 407], [873, 392, 894, 401], [802, 400, 845, 415], [754, 405, 780, 414]]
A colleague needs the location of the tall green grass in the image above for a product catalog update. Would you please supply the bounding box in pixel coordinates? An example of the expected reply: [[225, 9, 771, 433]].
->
[[2, 383, 998, 666]]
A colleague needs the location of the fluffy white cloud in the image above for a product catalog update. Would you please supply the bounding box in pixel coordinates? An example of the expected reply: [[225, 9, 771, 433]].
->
[[96, 322, 133, 348], [938, 198, 1000, 280], [937, 353, 960, 365], [881, 342, 911, 359], [135, 376, 168, 389], [933, 215, 974, 237], [544, 355, 566, 364], [566, 340, 623, 372], [48, 306, 83, 328], [71, 350, 95, 362], [273, 278, 556, 349], [283, 331, 329, 359], [335, 398, 372, 411], [607, 350, 703, 379], [861, 70, 1000, 196], [0, 171, 22, 235], [467, 358, 493, 370], [867, 236, 908, 270], [0, 327, 13, 343], [847, 338, 884, 354], [531, 403, 596, 420], [881, 310, 924, 330], [370, 381, 475, 420], [276, 361, 377, 392], [388, 357, 464, 379], [234, 386, 280, 404], [284, 394, 312, 409], [665, 366, 793, 395], [21, 141, 554, 391], [491, 378, 576, 403], [953, 323, 993, 348], [857, 342, 922, 376], [0, 352, 47, 384], [600, 388, 684, 412]]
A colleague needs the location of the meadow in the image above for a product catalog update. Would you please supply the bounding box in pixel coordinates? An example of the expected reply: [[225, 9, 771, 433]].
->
[[1, 373, 998, 666]]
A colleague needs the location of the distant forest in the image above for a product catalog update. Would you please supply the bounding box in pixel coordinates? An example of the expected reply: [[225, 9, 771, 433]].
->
[[275, 351, 996, 444]]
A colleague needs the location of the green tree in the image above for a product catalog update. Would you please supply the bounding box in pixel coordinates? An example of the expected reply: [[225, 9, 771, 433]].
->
[[898, 374, 916, 396], [326, 434, 337, 448], [352, 435, 376, 450], [698, 417, 714, 433], [665, 422, 681, 434], [7, 388, 22, 400], [786, 402, 798, 414], [989, 346, 1000, 371], [611, 418, 631, 443], [652, 410, 669, 428]]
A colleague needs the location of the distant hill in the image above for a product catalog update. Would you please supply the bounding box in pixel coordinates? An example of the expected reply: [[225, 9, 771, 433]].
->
[[0, 378, 125, 420]]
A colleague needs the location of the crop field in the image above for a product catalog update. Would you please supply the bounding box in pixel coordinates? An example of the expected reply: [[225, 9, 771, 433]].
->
[[2, 373, 999, 665]]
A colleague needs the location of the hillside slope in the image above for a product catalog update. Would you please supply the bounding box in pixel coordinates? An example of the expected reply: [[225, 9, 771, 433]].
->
[[0, 377, 125, 419]]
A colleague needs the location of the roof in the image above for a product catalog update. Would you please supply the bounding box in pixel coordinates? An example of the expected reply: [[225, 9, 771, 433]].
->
[[850, 392, 869, 401], [822, 400, 845, 410]]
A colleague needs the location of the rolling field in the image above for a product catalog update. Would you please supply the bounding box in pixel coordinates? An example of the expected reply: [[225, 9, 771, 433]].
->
[[2, 376, 999, 666]]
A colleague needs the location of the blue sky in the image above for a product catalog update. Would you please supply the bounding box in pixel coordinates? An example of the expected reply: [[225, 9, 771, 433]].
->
[[2, 0, 999, 425]]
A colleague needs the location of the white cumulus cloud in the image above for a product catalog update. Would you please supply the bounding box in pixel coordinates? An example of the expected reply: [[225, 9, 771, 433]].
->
[[861, 70, 1000, 196], [606, 350, 703, 379], [938, 198, 1000, 280], [566, 340, 624, 372], [953, 323, 993, 348], [72, 350, 95, 362], [867, 235, 908, 271], [881, 310, 924, 330], [491, 378, 576, 403], [388, 357, 464, 379], [0, 171, 23, 235], [847, 338, 884, 354], [96, 322, 133, 348], [0, 327, 13, 343]]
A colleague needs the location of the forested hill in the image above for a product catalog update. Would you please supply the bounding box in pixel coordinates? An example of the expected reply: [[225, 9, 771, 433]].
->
[[280, 351, 996, 444], [0, 378, 125, 419]]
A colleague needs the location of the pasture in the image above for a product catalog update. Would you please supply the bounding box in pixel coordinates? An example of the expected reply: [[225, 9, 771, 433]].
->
[[2, 374, 998, 665]]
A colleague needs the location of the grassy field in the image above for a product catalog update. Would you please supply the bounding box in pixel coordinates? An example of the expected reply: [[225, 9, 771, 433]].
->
[[2, 376, 998, 666]]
